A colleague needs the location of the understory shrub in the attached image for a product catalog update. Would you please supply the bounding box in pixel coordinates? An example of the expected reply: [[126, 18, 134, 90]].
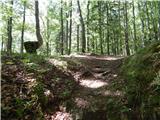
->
[[121, 42, 160, 119]]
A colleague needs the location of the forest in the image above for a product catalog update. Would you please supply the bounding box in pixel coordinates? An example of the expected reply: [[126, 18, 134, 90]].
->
[[1, 0, 160, 120]]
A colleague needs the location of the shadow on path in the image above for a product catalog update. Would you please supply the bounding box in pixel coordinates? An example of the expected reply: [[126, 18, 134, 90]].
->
[[57, 55, 124, 120]]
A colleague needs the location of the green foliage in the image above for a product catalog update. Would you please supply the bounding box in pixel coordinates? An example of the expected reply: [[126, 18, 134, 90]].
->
[[121, 42, 160, 119], [60, 89, 71, 98], [13, 96, 43, 119], [104, 97, 129, 120], [14, 98, 26, 118], [34, 82, 48, 107], [22, 54, 46, 64], [151, 71, 160, 91]]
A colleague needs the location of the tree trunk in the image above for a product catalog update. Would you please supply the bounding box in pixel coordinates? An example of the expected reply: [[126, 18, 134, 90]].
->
[[118, 0, 122, 55], [95, 38, 98, 53], [106, 2, 110, 55], [46, 42, 49, 56], [65, 12, 69, 54], [124, 1, 130, 56], [77, 25, 79, 52], [60, 0, 64, 55], [46, 18, 50, 56], [20, 1, 26, 54], [138, 2, 145, 47], [91, 35, 95, 53], [145, 1, 151, 42], [1, 35, 4, 52], [87, 1, 90, 52], [98, 1, 103, 54], [132, 0, 137, 52], [35, 0, 43, 47], [113, 29, 116, 55], [77, 0, 86, 53], [150, 2, 158, 41], [158, 1, 160, 40], [68, 0, 72, 55], [7, 0, 13, 54]]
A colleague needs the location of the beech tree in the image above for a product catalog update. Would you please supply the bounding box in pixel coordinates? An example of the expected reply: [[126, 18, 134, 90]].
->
[[20, 0, 26, 54], [7, 0, 13, 54], [77, 0, 86, 53], [60, 0, 64, 55], [68, 0, 72, 55], [24, 0, 43, 54], [65, 8, 69, 54], [98, 1, 103, 54], [124, 1, 130, 56]]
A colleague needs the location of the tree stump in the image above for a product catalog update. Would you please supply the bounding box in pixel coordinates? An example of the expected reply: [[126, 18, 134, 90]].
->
[[24, 41, 39, 54]]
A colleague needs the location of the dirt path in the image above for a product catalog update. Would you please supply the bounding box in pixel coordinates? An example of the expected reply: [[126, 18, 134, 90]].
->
[[61, 55, 124, 120]]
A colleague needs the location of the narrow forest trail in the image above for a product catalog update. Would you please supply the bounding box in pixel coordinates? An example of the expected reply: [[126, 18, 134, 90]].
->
[[60, 55, 124, 120]]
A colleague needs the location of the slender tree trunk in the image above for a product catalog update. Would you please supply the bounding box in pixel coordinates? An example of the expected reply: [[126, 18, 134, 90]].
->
[[77, 0, 86, 53], [111, 32, 114, 55], [118, 0, 122, 55], [159, 1, 160, 40], [95, 37, 98, 53], [106, 2, 110, 55], [35, 0, 43, 47], [150, 2, 158, 41], [138, 3, 145, 47], [65, 12, 69, 54], [20, 1, 26, 54], [98, 1, 103, 54], [132, 0, 137, 52], [91, 5, 95, 53], [1, 35, 4, 52], [77, 25, 79, 52], [113, 29, 116, 55], [68, 0, 72, 55], [7, 0, 13, 54], [46, 42, 49, 56], [91, 35, 95, 53], [46, 18, 50, 56], [87, 1, 90, 52], [145, 1, 151, 41], [60, 0, 64, 55], [124, 1, 130, 56], [56, 32, 61, 53]]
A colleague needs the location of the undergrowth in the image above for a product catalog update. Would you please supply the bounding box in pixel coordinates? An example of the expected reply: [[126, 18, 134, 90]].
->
[[121, 42, 160, 119]]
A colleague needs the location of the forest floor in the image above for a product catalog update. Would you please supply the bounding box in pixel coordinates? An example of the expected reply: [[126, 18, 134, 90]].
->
[[46, 54, 125, 120], [2, 43, 159, 120], [2, 53, 125, 120]]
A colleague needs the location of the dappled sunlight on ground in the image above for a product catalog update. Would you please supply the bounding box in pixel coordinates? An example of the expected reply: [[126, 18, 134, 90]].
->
[[113, 74, 118, 77], [80, 79, 108, 88], [48, 59, 68, 69], [102, 90, 122, 96], [50, 54, 124, 119], [45, 111, 73, 120], [63, 54, 123, 61], [75, 97, 90, 108]]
